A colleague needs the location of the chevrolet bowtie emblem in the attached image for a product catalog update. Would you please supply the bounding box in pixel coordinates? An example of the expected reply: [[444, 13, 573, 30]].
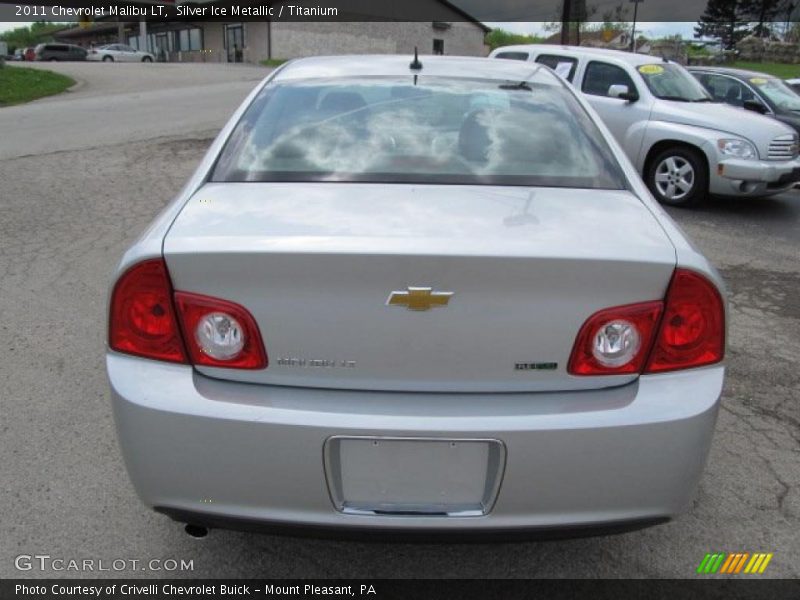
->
[[387, 287, 453, 311]]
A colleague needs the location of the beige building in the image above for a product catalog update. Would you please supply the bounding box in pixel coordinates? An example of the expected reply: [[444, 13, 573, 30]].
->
[[55, 2, 489, 63]]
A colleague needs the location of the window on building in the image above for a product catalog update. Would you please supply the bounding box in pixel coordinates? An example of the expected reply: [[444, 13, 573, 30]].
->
[[433, 39, 444, 55], [225, 24, 245, 62], [177, 28, 203, 52], [189, 28, 202, 51]]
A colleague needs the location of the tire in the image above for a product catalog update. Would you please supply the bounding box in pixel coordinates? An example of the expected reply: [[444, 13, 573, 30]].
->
[[102, 55, 113, 62], [48, 57, 57, 62], [645, 146, 708, 208], [142, 56, 152, 62]]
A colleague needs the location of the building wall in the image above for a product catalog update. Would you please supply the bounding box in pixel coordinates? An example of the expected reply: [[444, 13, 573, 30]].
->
[[201, 22, 225, 62], [186, 17, 487, 64], [192, 21, 270, 63], [245, 22, 270, 62], [270, 21, 486, 60]]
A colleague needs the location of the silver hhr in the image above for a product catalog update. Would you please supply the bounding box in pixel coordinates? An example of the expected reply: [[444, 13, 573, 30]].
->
[[107, 55, 726, 538]]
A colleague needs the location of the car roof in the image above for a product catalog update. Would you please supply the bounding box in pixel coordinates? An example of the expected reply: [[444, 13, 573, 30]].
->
[[272, 54, 563, 85], [491, 44, 667, 66], [687, 65, 780, 80]]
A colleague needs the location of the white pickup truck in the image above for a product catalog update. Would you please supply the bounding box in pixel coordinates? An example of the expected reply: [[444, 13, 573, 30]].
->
[[490, 45, 800, 206]]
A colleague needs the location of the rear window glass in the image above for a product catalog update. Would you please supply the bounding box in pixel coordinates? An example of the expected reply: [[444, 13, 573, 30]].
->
[[495, 51, 529, 61], [535, 55, 578, 82], [211, 76, 627, 190]]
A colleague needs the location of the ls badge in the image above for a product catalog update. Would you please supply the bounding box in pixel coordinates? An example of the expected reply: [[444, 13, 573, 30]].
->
[[387, 287, 453, 311]]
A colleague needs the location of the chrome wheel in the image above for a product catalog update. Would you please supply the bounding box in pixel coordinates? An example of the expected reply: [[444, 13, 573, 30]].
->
[[654, 156, 695, 202]]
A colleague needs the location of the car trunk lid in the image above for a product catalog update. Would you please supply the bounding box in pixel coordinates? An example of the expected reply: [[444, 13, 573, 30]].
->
[[164, 183, 676, 392]]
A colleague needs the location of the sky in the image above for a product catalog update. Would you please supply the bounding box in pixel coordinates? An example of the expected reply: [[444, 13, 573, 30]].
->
[[487, 21, 697, 39], [0, 20, 699, 37]]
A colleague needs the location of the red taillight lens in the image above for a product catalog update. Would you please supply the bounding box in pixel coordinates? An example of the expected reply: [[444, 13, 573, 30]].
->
[[174, 292, 267, 369], [568, 268, 725, 376], [645, 269, 725, 373], [568, 301, 663, 375], [109, 259, 187, 363]]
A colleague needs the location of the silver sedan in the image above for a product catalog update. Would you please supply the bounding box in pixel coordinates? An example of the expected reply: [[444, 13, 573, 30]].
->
[[87, 44, 154, 62], [107, 55, 726, 538]]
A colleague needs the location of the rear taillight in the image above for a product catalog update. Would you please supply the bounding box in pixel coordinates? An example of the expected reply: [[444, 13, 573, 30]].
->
[[568, 268, 724, 376], [568, 301, 663, 375], [109, 259, 187, 363], [109, 259, 267, 369], [174, 292, 267, 369], [645, 269, 725, 373]]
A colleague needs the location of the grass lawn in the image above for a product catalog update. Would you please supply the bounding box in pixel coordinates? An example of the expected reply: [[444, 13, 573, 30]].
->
[[730, 61, 800, 79], [259, 58, 287, 68], [0, 65, 75, 106]]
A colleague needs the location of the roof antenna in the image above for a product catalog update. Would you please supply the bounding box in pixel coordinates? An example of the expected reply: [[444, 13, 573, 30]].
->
[[410, 46, 423, 71]]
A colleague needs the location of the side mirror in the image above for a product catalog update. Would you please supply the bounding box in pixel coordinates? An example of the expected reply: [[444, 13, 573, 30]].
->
[[743, 99, 768, 114], [608, 84, 639, 102]]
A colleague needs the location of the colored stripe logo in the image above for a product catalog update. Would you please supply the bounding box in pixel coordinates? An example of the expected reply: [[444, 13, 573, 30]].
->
[[697, 552, 773, 574]]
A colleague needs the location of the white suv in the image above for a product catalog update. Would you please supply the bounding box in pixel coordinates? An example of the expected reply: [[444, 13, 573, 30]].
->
[[490, 45, 800, 206]]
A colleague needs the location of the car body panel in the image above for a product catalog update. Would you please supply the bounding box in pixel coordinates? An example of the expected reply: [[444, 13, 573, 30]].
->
[[109, 352, 722, 530], [164, 183, 676, 392]]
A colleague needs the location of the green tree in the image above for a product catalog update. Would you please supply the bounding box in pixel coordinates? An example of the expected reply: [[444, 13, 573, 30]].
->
[[694, 0, 751, 49], [740, 0, 792, 37], [0, 22, 70, 52], [485, 29, 545, 51], [543, 1, 630, 45]]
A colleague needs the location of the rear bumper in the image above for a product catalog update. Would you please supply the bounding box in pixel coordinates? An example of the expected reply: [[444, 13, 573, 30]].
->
[[108, 352, 723, 534], [155, 507, 669, 541]]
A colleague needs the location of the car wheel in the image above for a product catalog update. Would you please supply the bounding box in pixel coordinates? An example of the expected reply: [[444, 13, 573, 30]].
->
[[646, 146, 707, 208], [142, 56, 152, 62], [103, 55, 113, 62], [48, 57, 57, 62]]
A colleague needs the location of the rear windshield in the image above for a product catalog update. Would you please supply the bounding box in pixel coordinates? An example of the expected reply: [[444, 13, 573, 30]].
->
[[211, 76, 627, 189], [495, 51, 530, 61]]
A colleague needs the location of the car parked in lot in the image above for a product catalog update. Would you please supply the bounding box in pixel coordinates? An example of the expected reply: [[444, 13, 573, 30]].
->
[[108, 55, 726, 538], [785, 78, 800, 94], [490, 45, 800, 206], [87, 44, 154, 62], [34, 43, 87, 61], [689, 66, 800, 135], [23, 47, 35, 61]]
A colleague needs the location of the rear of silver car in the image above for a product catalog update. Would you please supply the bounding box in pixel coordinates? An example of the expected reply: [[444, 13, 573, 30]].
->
[[110, 355, 721, 534], [107, 56, 725, 536]]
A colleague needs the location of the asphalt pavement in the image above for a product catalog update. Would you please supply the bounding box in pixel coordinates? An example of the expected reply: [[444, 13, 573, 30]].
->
[[0, 62, 798, 579]]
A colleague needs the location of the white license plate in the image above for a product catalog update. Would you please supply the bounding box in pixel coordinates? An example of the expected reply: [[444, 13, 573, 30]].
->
[[324, 437, 505, 516]]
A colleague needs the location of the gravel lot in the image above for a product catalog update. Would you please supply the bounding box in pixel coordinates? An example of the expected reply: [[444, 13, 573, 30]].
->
[[0, 63, 798, 579]]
